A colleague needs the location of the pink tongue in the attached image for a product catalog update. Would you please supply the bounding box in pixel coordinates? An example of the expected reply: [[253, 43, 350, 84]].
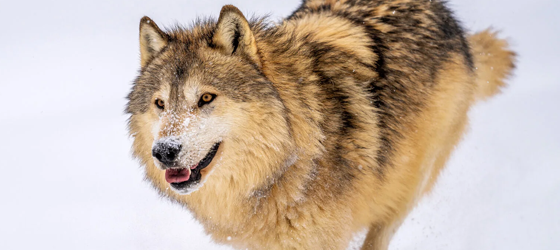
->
[[165, 168, 191, 184]]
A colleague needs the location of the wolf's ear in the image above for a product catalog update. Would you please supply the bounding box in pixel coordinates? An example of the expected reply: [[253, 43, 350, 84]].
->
[[212, 5, 261, 67], [139, 16, 168, 68]]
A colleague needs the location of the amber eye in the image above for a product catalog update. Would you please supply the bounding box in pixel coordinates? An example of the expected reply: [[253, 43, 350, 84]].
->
[[198, 93, 216, 107], [155, 99, 165, 110]]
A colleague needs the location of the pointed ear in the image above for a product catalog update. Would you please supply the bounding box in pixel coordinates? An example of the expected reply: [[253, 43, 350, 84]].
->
[[212, 5, 261, 67], [139, 16, 168, 68]]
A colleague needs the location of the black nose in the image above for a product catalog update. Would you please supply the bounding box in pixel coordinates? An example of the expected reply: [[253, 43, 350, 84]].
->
[[152, 139, 182, 166]]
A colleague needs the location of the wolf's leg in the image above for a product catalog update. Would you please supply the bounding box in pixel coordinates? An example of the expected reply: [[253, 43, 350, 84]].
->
[[360, 224, 389, 250], [360, 219, 404, 250]]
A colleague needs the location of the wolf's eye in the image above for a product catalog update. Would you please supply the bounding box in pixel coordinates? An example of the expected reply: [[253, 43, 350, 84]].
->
[[198, 93, 216, 107], [155, 99, 165, 110]]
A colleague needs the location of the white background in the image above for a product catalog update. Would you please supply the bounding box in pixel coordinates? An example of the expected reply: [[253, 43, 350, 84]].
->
[[0, 0, 558, 249]]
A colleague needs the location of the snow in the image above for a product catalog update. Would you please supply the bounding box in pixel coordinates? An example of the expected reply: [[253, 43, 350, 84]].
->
[[0, 0, 558, 249]]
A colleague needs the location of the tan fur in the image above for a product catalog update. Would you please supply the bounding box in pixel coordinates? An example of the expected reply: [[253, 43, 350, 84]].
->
[[469, 30, 516, 100], [127, 2, 516, 249]]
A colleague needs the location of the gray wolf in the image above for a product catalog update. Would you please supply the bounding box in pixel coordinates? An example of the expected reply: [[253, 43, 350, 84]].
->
[[126, 0, 515, 249]]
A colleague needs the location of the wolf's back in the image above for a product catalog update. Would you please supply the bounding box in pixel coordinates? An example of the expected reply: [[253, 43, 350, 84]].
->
[[469, 30, 516, 100]]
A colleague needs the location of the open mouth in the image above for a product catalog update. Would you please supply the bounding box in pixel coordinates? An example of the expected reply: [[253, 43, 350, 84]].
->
[[164, 142, 221, 190]]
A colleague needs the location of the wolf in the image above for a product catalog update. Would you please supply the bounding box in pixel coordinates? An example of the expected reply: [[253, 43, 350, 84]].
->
[[126, 0, 515, 249]]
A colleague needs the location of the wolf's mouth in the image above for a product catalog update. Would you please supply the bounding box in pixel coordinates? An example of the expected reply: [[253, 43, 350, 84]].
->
[[165, 142, 221, 189]]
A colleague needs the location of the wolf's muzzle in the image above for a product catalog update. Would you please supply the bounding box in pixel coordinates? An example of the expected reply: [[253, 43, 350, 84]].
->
[[152, 138, 182, 167]]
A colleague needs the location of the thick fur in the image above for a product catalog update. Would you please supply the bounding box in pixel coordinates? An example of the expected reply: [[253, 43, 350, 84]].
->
[[126, 0, 516, 249]]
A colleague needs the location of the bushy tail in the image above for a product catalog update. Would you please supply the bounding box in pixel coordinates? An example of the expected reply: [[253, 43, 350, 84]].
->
[[468, 30, 516, 100]]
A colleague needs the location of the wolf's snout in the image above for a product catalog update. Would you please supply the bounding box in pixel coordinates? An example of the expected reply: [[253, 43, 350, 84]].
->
[[152, 139, 182, 166]]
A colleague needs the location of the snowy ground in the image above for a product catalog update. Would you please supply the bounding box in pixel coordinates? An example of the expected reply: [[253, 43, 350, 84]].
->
[[0, 0, 558, 249]]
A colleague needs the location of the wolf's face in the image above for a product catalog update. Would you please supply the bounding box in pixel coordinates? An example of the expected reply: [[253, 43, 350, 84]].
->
[[127, 10, 293, 195], [134, 63, 234, 194]]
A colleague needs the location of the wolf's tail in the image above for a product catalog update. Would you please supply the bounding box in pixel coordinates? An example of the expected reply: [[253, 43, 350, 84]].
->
[[468, 30, 516, 100]]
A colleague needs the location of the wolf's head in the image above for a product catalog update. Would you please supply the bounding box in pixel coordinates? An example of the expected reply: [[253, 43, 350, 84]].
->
[[127, 6, 293, 196]]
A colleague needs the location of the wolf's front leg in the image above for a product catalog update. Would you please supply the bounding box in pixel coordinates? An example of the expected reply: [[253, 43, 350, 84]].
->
[[360, 222, 400, 250]]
